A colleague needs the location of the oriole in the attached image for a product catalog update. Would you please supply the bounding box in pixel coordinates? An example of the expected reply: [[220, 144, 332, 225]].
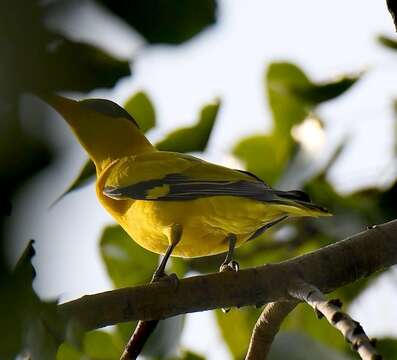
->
[[44, 94, 330, 277]]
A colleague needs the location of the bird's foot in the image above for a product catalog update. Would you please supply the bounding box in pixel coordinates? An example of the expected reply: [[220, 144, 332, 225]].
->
[[219, 260, 239, 313], [151, 271, 179, 291], [219, 260, 239, 273]]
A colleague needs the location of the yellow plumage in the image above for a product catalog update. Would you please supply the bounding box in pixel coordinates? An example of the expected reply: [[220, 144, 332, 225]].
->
[[44, 94, 330, 261]]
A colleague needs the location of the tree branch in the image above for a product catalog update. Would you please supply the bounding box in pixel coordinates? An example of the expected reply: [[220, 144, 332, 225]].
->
[[245, 301, 298, 360], [290, 281, 382, 360], [59, 219, 397, 332]]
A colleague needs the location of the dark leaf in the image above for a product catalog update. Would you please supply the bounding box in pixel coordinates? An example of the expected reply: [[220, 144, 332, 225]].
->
[[293, 75, 359, 105], [386, 0, 397, 31], [156, 100, 220, 153], [42, 36, 131, 92], [0, 241, 70, 360], [124, 91, 156, 133], [378, 35, 397, 50], [99, 0, 217, 44], [375, 338, 397, 359]]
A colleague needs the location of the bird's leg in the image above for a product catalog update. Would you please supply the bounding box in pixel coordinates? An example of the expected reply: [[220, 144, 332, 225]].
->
[[121, 225, 183, 360], [219, 234, 239, 273], [152, 223, 182, 283]]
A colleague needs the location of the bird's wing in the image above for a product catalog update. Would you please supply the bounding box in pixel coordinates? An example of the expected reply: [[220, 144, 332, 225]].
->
[[102, 151, 280, 201], [102, 151, 320, 211]]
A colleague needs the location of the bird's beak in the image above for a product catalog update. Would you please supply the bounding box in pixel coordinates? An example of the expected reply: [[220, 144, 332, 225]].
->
[[40, 93, 82, 127]]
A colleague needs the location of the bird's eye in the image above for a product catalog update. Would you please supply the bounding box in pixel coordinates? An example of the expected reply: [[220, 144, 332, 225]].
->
[[80, 98, 140, 128]]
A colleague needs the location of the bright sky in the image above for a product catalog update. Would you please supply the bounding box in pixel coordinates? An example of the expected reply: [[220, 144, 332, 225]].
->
[[7, 1, 397, 359]]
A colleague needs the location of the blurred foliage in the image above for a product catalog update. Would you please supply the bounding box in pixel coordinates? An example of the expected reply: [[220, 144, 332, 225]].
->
[[234, 62, 359, 185], [100, 225, 159, 287], [156, 100, 221, 153], [378, 34, 397, 50], [3, 0, 397, 359], [0, 241, 76, 360]]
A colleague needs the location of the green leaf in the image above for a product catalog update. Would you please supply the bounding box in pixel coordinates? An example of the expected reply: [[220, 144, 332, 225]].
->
[[266, 62, 360, 135], [292, 76, 359, 105], [269, 331, 352, 360], [156, 100, 220, 153], [56, 343, 82, 360], [267, 62, 311, 134], [378, 35, 397, 50], [100, 225, 159, 288], [233, 134, 295, 185], [124, 91, 156, 133], [51, 159, 96, 207], [83, 330, 123, 359], [99, 0, 217, 44]]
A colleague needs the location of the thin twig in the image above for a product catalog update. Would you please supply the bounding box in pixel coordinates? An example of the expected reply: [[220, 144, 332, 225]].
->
[[120, 320, 158, 360], [290, 281, 382, 360], [245, 301, 298, 360]]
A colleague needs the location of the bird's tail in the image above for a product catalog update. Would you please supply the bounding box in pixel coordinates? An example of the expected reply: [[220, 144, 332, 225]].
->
[[270, 190, 331, 218]]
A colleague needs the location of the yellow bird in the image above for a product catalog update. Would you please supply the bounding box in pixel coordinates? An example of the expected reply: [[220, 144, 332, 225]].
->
[[44, 94, 330, 278]]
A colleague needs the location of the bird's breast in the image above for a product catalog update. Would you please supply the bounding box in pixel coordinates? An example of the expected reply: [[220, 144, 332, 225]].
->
[[110, 196, 272, 258]]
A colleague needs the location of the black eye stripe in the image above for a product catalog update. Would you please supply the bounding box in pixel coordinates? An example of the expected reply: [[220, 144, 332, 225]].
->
[[79, 99, 140, 128]]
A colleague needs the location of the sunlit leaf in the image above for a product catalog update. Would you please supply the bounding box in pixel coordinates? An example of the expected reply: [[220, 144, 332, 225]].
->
[[267, 62, 311, 134], [266, 62, 360, 135], [269, 331, 352, 360], [99, 0, 217, 44], [124, 91, 156, 133], [233, 134, 295, 185], [100, 225, 159, 288], [83, 330, 123, 359], [56, 343, 82, 360], [51, 159, 95, 207], [156, 100, 220, 153]]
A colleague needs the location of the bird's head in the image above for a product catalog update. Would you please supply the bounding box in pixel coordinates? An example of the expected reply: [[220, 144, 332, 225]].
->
[[42, 94, 155, 173]]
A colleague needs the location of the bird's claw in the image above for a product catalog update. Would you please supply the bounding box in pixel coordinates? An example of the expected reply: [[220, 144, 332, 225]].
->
[[219, 260, 240, 273], [151, 272, 179, 291], [219, 260, 239, 313]]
